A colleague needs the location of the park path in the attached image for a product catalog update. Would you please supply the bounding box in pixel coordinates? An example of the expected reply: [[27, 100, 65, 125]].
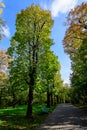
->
[[38, 103, 87, 130]]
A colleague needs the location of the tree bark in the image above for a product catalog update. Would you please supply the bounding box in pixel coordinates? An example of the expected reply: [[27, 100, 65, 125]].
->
[[47, 86, 50, 107], [26, 47, 37, 119], [12, 86, 16, 108], [26, 68, 35, 118], [50, 93, 53, 106], [56, 95, 58, 104], [26, 85, 33, 119]]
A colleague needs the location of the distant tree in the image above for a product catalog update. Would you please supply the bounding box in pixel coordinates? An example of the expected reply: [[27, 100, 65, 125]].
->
[[34, 55, 63, 106], [39, 50, 61, 107], [0, 50, 10, 107], [52, 72, 63, 104]]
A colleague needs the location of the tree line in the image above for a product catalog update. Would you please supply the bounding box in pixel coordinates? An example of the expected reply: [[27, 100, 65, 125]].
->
[[0, 2, 87, 119], [63, 3, 87, 105], [0, 4, 70, 119]]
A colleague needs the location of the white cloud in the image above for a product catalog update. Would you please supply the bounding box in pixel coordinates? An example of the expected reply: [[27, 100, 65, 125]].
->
[[2, 26, 10, 37], [50, 0, 78, 17]]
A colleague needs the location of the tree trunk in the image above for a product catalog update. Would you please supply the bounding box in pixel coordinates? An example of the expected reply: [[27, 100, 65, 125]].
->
[[50, 93, 53, 106], [12, 89, 16, 108], [26, 65, 36, 118], [26, 45, 38, 119], [56, 95, 58, 104], [47, 86, 50, 107], [54, 95, 57, 105], [26, 85, 33, 119]]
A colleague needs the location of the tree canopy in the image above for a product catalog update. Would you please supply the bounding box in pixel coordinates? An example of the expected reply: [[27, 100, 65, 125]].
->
[[63, 3, 87, 104], [8, 4, 58, 119]]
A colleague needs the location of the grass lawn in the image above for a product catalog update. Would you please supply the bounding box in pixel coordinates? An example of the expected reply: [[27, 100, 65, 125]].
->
[[0, 104, 56, 130]]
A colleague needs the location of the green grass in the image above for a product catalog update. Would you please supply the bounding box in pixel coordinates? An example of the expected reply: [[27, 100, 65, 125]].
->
[[0, 104, 56, 130]]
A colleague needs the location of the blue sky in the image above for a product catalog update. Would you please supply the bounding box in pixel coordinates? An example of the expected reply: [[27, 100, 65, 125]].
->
[[0, 0, 87, 84]]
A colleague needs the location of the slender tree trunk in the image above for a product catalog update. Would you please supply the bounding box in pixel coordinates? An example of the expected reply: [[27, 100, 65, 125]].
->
[[12, 87, 16, 108], [47, 86, 50, 107], [50, 93, 53, 106], [26, 85, 33, 118], [54, 95, 57, 105], [56, 95, 58, 104], [26, 44, 38, 119], [26, 68, 35, 118], [26, 48, 37, 119], [53, 95, 54, 105]]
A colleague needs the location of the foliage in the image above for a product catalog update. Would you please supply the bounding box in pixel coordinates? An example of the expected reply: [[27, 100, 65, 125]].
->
[[70, 39, 87, 104], [38, 50, 63, 106], [63, 2, 87, 57], [63, 3, 87, 104], [8, 4, 54, 118], [0, 2, 5, 14], [0, 50, 10, 107]]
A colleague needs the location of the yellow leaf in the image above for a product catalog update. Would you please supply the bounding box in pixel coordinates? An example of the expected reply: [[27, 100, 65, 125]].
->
[[0, 9, 2, 14], [0, 3, 5, 8]]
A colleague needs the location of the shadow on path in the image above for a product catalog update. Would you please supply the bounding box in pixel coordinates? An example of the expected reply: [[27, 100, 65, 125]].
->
[[38, 103, 87, 130]]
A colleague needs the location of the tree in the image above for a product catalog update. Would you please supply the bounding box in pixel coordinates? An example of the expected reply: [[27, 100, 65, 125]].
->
[[0, 50, 10, 107], [70, 38, 87, 104], [8, 4, 53, 118], [63, 3, 87, 104], [34, 77, 46, 104], [53, 72, 63, 104], [39, 50, 61, 107], [63, 3, 87, 57]]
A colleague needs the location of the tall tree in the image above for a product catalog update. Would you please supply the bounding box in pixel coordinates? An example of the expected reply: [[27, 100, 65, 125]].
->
[[39, 50, 61, 107], [8, 4, 53, 118], [70, 38, 87, 104], [63, 3, 87, 104]]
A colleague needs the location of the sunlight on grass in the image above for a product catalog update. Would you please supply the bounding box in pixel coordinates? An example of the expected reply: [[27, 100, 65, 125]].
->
[[0, 120, 7, 125], [0, 104, 56, 130]]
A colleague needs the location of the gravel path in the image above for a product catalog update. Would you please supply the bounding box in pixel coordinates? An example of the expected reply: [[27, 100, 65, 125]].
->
[[38, 103, 87, 130]]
